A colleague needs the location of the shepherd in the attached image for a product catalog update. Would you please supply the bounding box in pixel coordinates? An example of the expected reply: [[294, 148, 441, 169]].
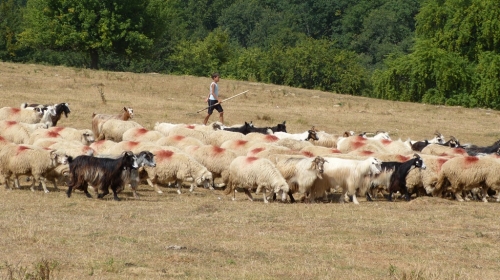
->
[[203, 72, 223, 125]]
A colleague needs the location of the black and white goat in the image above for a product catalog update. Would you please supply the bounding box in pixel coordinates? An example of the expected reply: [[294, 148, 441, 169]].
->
[[21, 102, 71, 126], [66, 151, 138, 201]]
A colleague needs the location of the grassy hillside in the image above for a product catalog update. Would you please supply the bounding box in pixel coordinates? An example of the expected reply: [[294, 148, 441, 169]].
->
[[0, 62, 499, 279]]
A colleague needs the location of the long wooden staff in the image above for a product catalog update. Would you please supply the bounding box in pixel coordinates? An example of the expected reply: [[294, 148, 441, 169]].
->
[[196, 90, 249, 113]]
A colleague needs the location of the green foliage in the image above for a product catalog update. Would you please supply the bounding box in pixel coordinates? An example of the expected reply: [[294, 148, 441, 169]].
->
[[170, 28, 233, 76], [19, 0, 160, 69], [373, 0, 500, 109], [0, 0, 24, 60]]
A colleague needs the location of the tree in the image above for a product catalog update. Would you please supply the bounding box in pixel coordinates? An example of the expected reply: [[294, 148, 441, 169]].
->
[[0, 0, 25, 60], [19, 0, 158, 69]]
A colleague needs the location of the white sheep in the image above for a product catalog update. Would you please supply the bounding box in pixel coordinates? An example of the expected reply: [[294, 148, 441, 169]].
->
[[91, 107, 134, 137], [224, 156, 290, 203], [89, 140, 118, 156], [311, 131, 341, 148], [142, 147, 213, 194], [433, 156, 500, 202], [421, 144, 468, 157], [164, 126, 210, 144], [122, 127, 164, 142], [153, 122, 182, 135], [29, 127, 95, 145], [271, 155, 327, 203], [405, 154, 451, 196], [98, 119, 143, 141], [0, 145, 69, 193], [336, 135, 388, 153], [311, 156, 382, 204], [48, 141, 94, 157], [0, 121, 33, 144], [242, 133, 279, 143], [204, 129, 244, 146], [100, 140, 160, 156], [183, 145, 238, 188], [0, 107, 44, 124], [275, 138, 314, 151], [299, 145, 343, 157]]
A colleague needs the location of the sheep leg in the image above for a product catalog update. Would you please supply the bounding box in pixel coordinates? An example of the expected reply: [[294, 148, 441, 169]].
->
[[189, 183, 195, 192], [177, 181, 183, 194], [262, 189, 269, 203], [481, 188, 489, 203], [454, 191, 465, 202], [352, 193, 360, 205], [146, 178, 163, 194]]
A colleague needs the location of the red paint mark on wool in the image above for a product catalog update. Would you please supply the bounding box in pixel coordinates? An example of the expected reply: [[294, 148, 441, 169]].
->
[[352, 141, 365, 149], [93, 140, 107, 147], [264, 135, 278, 142], [301, 151, 315, 158], [359, 150, 374, 156], [330, 149, 342, 154], [381, 139, 392, 146], [173, 135, 185, 141], [249, 147, 265, 155], [156, 150, 174, 161], [125, 141, 140, 149], [463, 156, 479, 165], [16, 145, 31, 155], [135, 128, 149, 136], [212, 146, 225, 155], [396, 155, 410, 162], [186, 125, 195, 129], [245, 156, 259, 163], [235, 140, 248, 147], [5, 121, 17, 127], [46, 130, 60, 138], [354, 136, 366, 141], [436, 158, 448, 171], [50, 127, 65, 133], [453, 148, 467, 155], [10, 108, 20, 114]]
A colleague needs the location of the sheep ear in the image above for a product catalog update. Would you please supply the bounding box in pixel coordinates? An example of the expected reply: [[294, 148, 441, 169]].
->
[[123, 107, 127, 111]]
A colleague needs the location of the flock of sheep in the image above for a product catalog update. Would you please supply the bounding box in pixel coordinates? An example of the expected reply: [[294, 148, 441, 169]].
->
[[1, 102, 500, 203]]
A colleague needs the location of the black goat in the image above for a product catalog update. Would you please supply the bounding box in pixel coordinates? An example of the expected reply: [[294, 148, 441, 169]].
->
[[222, 122, 252, 135], [270, 121, 287, 133], [466, 139, 500, 156], [67, 151, 138, 201], [387, 154, 426, 201]]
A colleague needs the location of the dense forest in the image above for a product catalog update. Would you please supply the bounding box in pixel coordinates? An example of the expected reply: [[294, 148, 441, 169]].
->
[[1, 0, 499, 108]]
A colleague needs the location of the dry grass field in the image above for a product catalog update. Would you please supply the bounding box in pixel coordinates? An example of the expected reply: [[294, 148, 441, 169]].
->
[[1, 61, 500, 279]]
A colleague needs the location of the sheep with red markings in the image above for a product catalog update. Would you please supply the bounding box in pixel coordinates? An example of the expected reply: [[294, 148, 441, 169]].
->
[[310, 156, 382, 204], [164, 126, 210, 144], [97, 119, 143, 141], [300, 145, 343, 157], [220, 139, 262, 156], [183, 145, 238, 188], [122, 127, 164, 142], [224, 156, 290, 203], [0, 107, 44, 124], [156, 135, 204, 150], [153, 122, 182, 135], [421, 144, 468, 157], [100, 140, 160, 156], [336, 135, 388, 153], [0, 145, 69, 193], [0, 121, 34, 144], [405, 154, 451, 197], [142, 148, 213, 194], [433, 156, 500, 202], [91, 107, 134, 138], [204, 129, 244, 146], [29, 127, 95, 145], [89, 140, 118, 156], [242, 133, 279, 143]]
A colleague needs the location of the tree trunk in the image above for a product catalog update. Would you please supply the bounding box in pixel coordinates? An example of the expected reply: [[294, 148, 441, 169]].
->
[[90, 49, 99, 70]]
